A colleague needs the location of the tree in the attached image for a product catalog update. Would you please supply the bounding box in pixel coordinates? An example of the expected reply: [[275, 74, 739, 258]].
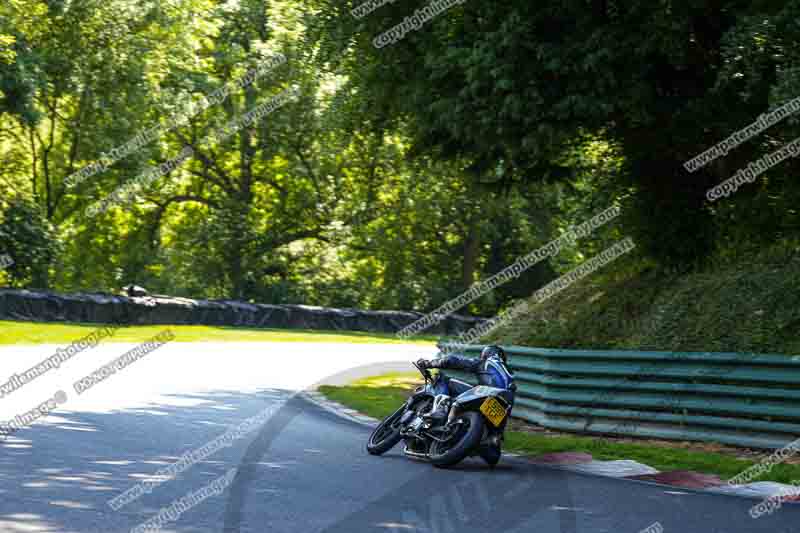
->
[[309, 0, 800, 268], [0, 197, 58, 288]]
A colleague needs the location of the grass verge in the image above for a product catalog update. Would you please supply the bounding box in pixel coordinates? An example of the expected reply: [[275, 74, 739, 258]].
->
[[490, 245, 800, 355], [0, 320, 437, 346], [319, 374, 800, 484]]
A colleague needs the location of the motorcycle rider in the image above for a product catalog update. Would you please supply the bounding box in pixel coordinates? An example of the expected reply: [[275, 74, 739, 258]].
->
[[417, 344, 515, 400], [416, 345, 515, 464]]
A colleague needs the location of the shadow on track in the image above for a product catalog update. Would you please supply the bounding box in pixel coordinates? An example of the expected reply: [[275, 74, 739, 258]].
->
[[222, 362, 577, 533]]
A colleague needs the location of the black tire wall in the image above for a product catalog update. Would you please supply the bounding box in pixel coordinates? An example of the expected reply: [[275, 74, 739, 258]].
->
[[0, 289, 482, 335]]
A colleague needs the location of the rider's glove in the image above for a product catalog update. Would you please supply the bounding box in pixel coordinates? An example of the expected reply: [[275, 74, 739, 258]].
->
[[416, 358, 431, 369]]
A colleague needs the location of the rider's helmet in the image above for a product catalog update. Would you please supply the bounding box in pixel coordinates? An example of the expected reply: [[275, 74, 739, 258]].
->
[[480, 345, 507, 364]]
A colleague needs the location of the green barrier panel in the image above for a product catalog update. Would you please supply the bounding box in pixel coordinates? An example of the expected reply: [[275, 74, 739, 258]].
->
[[437, 344, 800, 449]]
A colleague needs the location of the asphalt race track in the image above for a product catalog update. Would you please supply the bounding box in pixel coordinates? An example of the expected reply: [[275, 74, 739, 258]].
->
[[0, 341, 797, 532]]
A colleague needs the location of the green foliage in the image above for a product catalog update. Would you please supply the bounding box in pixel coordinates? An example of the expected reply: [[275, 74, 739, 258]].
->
[[492, 244, 800, 356], [0, 0, 48, 124], [1, 0, 798, 326], [0, 197, 59, 287], [308, 0, 800, 269]]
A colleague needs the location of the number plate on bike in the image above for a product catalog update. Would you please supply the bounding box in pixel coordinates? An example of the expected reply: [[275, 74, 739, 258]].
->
[[480, 397, 507, 427]]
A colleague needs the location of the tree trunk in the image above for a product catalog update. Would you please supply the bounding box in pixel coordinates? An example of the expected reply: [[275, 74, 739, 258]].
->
[[462, 218, 481, 291]]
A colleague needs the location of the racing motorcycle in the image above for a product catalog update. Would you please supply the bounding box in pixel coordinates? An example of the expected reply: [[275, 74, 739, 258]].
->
[[366, 361, 512, 467]]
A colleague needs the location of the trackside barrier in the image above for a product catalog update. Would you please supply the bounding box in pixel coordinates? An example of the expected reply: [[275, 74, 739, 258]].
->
[[0, 289, 482, 335], [445, 345, 800, 449]]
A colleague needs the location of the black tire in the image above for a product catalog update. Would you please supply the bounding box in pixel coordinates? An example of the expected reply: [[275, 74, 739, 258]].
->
[[429, 411, 484, 467], [479, 445, 502, 467], [366, 405, 405, 455]]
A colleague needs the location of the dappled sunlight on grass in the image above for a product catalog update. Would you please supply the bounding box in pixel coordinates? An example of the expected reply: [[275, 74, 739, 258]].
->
[[350, 373, 420, 389], [319, 372, 423, 419]]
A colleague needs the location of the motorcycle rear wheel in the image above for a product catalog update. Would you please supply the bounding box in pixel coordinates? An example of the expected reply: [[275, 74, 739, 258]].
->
[[429, 411, 484, 467]]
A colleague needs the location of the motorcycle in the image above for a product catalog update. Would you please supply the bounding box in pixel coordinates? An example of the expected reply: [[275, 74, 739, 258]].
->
[[366, 360, 513, 467]]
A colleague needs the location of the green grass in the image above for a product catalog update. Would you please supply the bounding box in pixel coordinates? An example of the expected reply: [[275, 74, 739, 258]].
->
[[320, 374, 800, 484], [503, 434, 800, 484], [490, 244, 800, 355], [319, 373, 422, 419], [0, 320, 437, 346]]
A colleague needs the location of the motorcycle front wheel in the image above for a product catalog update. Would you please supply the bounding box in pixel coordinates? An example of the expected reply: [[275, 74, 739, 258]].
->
[[429, 411, 484, 467], [366, 405, 405, 455]]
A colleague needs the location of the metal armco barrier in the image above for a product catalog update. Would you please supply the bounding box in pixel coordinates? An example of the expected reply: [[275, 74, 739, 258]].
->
[[447, 345, 800, 450]]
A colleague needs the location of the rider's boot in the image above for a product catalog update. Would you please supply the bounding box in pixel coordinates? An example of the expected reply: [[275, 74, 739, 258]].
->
[[425, 394, 451, 423]]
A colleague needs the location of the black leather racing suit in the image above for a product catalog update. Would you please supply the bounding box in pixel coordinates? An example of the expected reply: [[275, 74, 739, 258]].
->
[[428, 354, 516, 401]]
